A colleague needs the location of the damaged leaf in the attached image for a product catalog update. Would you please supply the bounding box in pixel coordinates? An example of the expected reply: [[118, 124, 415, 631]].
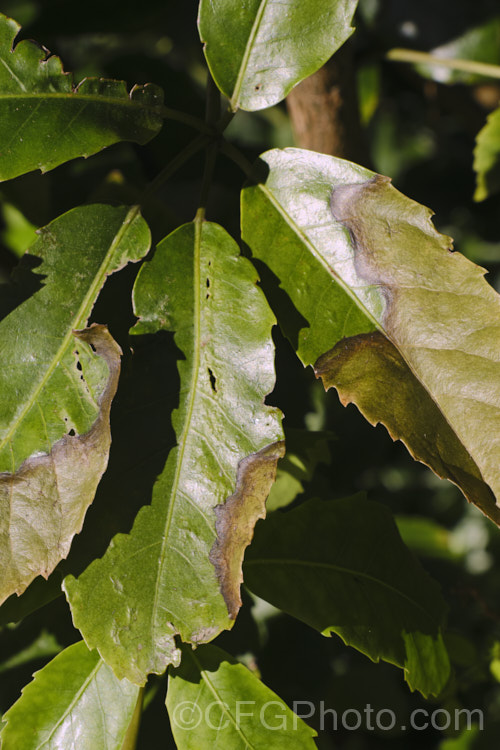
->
[[244, 496, 450, 698], [0, 204, 151, 603], [241, 148, 500, 524], [167, 644, 317, 749], [0, 13, 163, 181], [64, 220, 283, 685], [198, 0, 358, 111], [0, 640, 140, 750]]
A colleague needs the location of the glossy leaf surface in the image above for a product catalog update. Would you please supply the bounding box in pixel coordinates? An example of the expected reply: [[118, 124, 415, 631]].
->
[[0, 13, 163, 180], [0, 204, 151, 603], [244, 496, 450, 697], [241, 148, 500, 525], [199, 0, 358, 111], [167, 644, 317, 748], [0, 641, 140, 749], [65, 220, 283, 685]]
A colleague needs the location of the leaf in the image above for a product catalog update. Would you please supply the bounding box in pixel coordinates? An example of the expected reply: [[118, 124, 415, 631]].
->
[[166, 644, 317, 749], [0, 13, 163, 181], [412, 17, 500, 85], [395, 516, 458, 560], [198, 0, 358, 112], [0, 640, 140, 750], [266, 428, 331, 511], [241, 148, 500, 525], [244, 496, 450, 697], [474, 106, 500, 201], [64, 220, 284, 685], [0, 204, 151, 603], [0, 202, 37, 257]]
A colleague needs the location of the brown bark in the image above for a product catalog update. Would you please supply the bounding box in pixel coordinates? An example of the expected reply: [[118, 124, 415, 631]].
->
[[286, 40, 369, 165]]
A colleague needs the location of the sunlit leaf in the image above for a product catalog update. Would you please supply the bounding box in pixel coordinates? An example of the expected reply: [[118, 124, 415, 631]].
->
[[166, 644, 317, 749], [0, 13, 163, 180], [64, 220, 283, 685], [241, 148, 500, 525], [244, 495, 450, 697], [0, 204, 151, 603], [0, 641, 140, 749], [198, 0, 358, 111], [474, 106, 500, 202]]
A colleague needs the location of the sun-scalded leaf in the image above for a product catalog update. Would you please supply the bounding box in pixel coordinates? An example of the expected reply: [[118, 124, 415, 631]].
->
[[241, 148, 500, 525], [0, 640, 140, 749], [0, 13, 163, 181], [244, 495, 450, 697], [64, 220, 283, 685], [198, 0, 358, 112], [474, 107, 500, 201], [166, 644, 317, 749], [0, 204, 151, 603]]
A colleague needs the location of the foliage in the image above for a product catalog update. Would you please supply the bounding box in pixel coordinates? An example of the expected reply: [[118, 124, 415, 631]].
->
[[0, 1, 499, 748]]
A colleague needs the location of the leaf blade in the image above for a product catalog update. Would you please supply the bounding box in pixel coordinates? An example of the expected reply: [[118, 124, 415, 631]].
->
[[244, 496, 450, 697], [0, 641, 140, 750], [0, 13, 163, 180], [0, 204, 151, 603], [166, 644, 317, 749], [198, 0, 358, 111], [64, 221, 283, 685], [241, 148, 500, 523]]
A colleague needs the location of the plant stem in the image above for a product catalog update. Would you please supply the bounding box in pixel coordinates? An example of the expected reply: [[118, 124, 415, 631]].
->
[[161, 106, 214, 134], [387, 48, 500, 80], [197, 75, 222, 219], [141, 132, 212, 201]]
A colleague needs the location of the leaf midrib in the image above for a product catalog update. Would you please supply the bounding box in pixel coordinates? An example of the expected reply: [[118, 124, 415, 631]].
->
[[0, 92, 162, 110], [189, 649, 255, 748], [257, 180, 481, 486], [244, 557, 438, 626], [231, 0, 270, 110], [36, 654, 102, 749], [0, 206, 140, 470], [150, 218, 204, 640]]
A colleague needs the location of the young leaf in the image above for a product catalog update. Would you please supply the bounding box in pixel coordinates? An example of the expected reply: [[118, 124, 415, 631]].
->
[[0, 204, 151, 603], [241, 148, 500, 526], [244, 495, 450, 697], [0, 641, 140, 750], [198, 0, 358, 111], [166, 644, 317, 749], [64, 220, 284, 685], [473, 106, 500, 201], [0, 13, 163, 181]]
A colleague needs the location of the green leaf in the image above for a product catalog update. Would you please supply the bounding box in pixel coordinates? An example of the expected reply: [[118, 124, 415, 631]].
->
[[0, 641, 140, 749], [474, 106, 500, 201], [0, 630, 61, 673], [198, 0, 358, 111], [267, 428, 331, 511], [0, 13, 163, 181], [0, 202, 37, 257], [166, 644, 317, 749], [395, 516, 458, 560], [413, 17, 500, 85], [0, 204, 151, 603], [64, 220, 284, 685], [241, 148, 500, 525], [244, 496, 450, 697]]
